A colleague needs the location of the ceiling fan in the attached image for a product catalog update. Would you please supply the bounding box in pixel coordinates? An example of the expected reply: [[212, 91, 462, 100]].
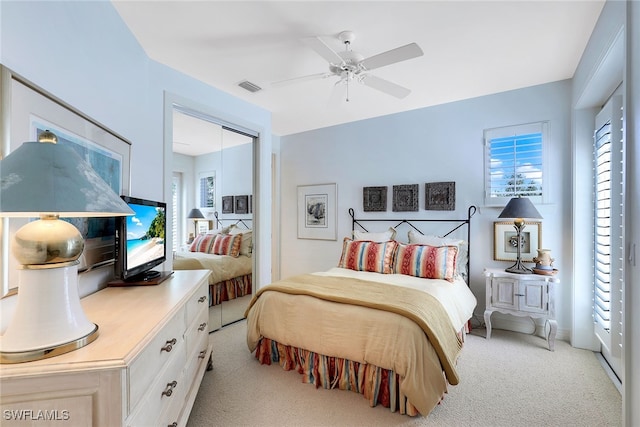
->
[[272, 30, 424, 102]]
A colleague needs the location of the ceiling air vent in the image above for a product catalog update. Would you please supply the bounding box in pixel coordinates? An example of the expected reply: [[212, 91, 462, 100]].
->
[[238, 80, 262, 93]]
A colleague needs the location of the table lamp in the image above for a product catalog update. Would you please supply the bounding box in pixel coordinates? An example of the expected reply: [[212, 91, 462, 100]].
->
[[498, 196, 542, 274], [0, 130, 134, 363], [187, 208, 204, 236]]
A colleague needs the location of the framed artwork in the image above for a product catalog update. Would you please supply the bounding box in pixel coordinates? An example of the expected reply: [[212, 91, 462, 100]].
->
[[249, 195, 253, 214], [0, 65, 131, 298], [494, 221, 542, 262], [297, 183, 337, 240], [235, 195, 249, 214], [363, 186, 387, 212], [392, 184, 419, 212], [425, 181, 455, 211], [221, 196, 234, 214]]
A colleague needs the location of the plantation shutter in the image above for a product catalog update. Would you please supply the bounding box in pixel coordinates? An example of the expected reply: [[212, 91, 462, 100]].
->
[[172, 173, 180, 251], [593, 120, 612, 332], [593, 95, 624, 358]]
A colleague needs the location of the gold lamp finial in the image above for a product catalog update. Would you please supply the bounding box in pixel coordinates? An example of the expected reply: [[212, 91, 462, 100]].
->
[[38, 129, 58, 144]]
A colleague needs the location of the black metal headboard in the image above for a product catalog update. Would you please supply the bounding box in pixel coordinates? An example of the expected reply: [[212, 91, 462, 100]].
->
[[214, 211, 252, 229], [349, 206, 477, 286]]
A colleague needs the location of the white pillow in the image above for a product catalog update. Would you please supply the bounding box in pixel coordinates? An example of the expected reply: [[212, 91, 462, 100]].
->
[[353, 227, 397, 242], [408, 230, 468, 278]]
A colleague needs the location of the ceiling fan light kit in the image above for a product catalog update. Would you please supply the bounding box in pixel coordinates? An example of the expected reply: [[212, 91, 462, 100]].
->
[[272, 30, 423, 102]]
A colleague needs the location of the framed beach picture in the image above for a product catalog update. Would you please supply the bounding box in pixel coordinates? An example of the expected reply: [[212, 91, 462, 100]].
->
[[297, 183, 337, 240]]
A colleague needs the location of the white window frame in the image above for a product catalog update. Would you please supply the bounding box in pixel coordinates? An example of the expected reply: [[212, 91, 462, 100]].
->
[[484, 121, 549, 207]]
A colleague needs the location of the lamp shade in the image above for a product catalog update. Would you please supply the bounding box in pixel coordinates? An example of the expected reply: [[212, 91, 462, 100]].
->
[[498, 197, 542, 220], [0, 141, 133, 217], [187, 208, 205, 219]]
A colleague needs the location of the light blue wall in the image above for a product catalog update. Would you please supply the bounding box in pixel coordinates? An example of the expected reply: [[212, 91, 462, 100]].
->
[[0, 1, 272, 300], [279, 79, 572, 334]]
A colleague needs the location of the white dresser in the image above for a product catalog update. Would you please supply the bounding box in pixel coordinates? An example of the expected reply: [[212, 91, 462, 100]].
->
[[0, 270, 212, 426]]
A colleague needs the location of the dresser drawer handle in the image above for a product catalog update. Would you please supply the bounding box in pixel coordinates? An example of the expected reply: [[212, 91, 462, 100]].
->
[[198, 322, 207, 332], [198, 295, 207, 303], [162, 380, 178, 397], [161, 338, 177, 352], [168, 423, 178, 427], [199, 350, 207, 359]]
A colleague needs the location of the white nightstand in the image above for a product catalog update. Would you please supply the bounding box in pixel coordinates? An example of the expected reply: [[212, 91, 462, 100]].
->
[[484, 268, 559, 351]]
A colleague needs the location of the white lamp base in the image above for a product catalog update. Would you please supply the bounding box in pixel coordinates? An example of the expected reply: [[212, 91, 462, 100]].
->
[[0, 263, 99, 364]]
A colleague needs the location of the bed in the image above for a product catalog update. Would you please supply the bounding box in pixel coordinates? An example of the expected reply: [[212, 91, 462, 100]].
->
[[245, 207, 477, 416], [173, 218, 253, 309]]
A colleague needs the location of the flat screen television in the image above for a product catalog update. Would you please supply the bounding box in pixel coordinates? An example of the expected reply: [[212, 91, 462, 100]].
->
[[114, 196, 167, 282]]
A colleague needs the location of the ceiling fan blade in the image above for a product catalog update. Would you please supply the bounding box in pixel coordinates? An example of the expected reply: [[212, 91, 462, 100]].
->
[[271, 72, 332, 88], [361, 74, 411, 99], [303, 36, 344, 65], [360, 43, 423, 71]]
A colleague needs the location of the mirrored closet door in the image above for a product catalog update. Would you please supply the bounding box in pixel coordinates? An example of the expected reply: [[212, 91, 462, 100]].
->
[[171, 106, 255, 332]]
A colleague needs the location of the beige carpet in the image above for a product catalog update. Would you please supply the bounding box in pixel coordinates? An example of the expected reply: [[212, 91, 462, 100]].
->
[[187, 321, 621, 427]]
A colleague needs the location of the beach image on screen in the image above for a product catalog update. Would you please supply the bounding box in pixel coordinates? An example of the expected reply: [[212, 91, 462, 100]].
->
[[126, 203, 165, 269]]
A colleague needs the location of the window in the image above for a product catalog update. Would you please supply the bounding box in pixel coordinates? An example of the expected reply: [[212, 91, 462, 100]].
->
[[484, 122, 548, 206], [199, 171, 215, 209]]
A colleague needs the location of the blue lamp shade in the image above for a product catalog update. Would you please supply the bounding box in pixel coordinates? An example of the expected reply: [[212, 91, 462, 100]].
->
[[498, 197, 542, 220], [0, 140, 133, 217]]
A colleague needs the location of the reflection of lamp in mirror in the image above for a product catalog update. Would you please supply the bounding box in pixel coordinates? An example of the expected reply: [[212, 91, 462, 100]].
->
[[0, 130, 134, 363], [498, 196, 542, 274], [187, 208, 205, 239]]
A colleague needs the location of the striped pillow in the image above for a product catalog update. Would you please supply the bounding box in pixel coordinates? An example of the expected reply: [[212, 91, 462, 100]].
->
[[393, 244, 458, 282], [211, 233, 242, 257], [189, 234, 216, 253], [337, 238, 397, 274]]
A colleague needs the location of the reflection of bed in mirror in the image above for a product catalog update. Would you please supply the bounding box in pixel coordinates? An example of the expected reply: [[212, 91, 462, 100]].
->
[[173, 217, 252, 331]]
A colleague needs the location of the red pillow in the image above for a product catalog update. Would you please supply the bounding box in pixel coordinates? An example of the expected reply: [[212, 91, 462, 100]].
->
[[211, 233, 242, 257], [189, 234, 216, 253], [337, 238, 397, 274], [393, 243, 458, 282]]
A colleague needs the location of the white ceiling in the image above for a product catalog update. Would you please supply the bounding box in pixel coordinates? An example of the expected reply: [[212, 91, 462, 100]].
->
[[112, 0, 605, 139]]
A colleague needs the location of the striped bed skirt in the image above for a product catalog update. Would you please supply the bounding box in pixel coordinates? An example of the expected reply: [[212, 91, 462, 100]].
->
[[254, 337, 427, 416], [209, 274, 252, 307]]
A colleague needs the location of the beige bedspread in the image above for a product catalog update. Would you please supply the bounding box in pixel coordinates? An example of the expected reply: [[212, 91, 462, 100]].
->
[[173, 251, 252, 284], [245, 271, 473, 415]]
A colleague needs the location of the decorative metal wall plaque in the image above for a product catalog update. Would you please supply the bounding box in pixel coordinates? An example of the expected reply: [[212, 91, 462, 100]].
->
[[392, 184, 419, 212], [363, 186, 387, 212], [235, 195, 249, 214], [221, 196, 234, 214], [425, 181, 455, 210]]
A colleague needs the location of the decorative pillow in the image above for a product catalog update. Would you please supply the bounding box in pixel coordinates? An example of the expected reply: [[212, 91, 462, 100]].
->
[[393, 243, 458, 282], [353, 227, 397, 242], [211, 233, 242, 257], [189, 233, 216, 253], [233, 230, 252, 257], [408, 230, 468, 278], [337, 238, 397, 274]]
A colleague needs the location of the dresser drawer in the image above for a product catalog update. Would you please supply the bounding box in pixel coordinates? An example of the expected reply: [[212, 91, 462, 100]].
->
[[126, 346, 187, 426], [185, 281, 209, 327], [128, 306, 186, 411], [185, 305, 209, 357]]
